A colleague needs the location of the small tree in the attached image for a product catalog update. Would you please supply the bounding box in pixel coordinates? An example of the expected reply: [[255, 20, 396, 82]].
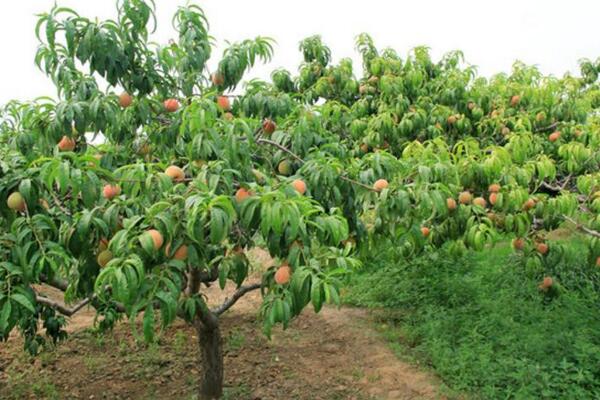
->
[[3, 1, 600, 399], [0, 2, 359, 398]]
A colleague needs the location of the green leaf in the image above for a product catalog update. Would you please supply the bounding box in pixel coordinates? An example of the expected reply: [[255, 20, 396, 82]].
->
[[143, 305, 155, 343], [0, 301, 12, 333], [218, 262, 228, 290], [310, 278, 323, 313], [11, 294, 35, 314], [139, 232, 156, 254], [155, 291, 176, 327]]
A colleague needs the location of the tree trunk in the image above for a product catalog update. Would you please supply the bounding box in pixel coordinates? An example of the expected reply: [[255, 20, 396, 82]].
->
[[195, 316, 224, 399]]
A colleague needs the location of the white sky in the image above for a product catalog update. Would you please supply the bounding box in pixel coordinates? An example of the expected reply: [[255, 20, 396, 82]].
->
[[0, 0, 599, 104]]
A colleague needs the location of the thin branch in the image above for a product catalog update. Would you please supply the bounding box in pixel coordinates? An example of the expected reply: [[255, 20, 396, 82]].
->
[[39, 274, 69, 291], [212, 283, 261, 316], [534, 121, 559, 132], [47, 190, 72, 216], [36, 294, 94, 317], [562, 214, 600, 238], [256, 138, 379, 192], [339, 175, 378, 192], [38, 276, 128, 314], [256, 138, 305, 163], [540, 174, 572, 193]]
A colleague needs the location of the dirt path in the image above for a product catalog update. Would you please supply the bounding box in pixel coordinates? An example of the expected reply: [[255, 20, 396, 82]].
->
[[0, 250, 441, 400]]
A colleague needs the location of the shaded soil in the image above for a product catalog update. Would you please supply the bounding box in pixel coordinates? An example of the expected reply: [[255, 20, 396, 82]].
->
[[0, 250, 441, 400]]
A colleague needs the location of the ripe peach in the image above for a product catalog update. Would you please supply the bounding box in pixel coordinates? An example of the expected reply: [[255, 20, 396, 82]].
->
[[523, 198, 536, 211], [235, 188, 252, 203], [274, 264, 292, 285], [473, 197, 487, 208], [292, 179, 307, 195], [539, 276, 553, 290], [489, 192, 498, 206], [536, 243, 549, 255], [262, 119, 276, 135], [165, 166, 185, 182], [373, 179, 389, 192], [458, 191, 472, 205], [119, 92, 133, 108], [58, 136, 76, 152], [217, 96, 230, 111], [166, 243, 188, 260], [447, 198, 457, 211], [102, 184, 121, 200], [510, 95, 520, 107], [164, 98, 180, 113], [513, 237, 525, 250], [146, 229, 164, 250], [447, 115, 457, 125], [488, 183, 501, 193], [548, 131, 561, 142], [421, 227, 430, 237], [173, 245, 188, 260]]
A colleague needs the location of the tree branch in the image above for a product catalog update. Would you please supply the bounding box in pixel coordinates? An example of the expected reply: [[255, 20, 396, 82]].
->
[[47, 190, 72, 216], [534, 121, 559, 132], [339, 175, 378, 192], [36, 294, 94, 317], [562, 214, 600, 238], [186, 268, 203, 296], [540, 175, 572, 193], [37, 276, 128, 315], [39, 274, 69, 291], [211, 283, 261, 316], [256, 138, 378, 192], [256, 138, 305, 163]]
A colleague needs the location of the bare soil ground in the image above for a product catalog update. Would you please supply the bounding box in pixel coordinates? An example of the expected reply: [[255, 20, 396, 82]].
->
[[0, 250, 442, 400]]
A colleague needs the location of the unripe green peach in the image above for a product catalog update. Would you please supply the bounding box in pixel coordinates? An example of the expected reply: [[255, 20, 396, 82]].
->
[[7, 192, 26, 212]]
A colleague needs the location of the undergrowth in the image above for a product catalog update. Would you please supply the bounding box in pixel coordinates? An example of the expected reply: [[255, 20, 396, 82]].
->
[[346, 236, 600, 399]]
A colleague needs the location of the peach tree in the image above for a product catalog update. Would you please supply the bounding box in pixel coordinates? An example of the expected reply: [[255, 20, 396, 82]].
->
[[2, 1, 600, 399], [0, 2, 358, 398]]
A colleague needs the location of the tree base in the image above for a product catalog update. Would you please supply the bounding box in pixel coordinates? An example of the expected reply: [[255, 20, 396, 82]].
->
[[196, 318, 224, 399]]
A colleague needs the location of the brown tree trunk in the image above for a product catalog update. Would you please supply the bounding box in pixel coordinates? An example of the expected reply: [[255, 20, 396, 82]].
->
[[195, 314, 224, 399]]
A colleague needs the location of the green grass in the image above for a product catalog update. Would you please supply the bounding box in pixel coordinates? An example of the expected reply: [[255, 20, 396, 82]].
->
[[346, 237, 600, 399]]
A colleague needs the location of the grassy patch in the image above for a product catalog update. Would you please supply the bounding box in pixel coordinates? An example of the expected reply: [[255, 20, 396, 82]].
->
[[346, 237, 600, 399]]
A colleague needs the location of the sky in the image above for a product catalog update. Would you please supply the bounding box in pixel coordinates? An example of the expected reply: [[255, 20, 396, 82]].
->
[[0, 0, 599, 105]]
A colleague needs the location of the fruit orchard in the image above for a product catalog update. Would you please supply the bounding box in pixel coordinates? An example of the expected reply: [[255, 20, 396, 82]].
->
[[1, 1, 600, 398]]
